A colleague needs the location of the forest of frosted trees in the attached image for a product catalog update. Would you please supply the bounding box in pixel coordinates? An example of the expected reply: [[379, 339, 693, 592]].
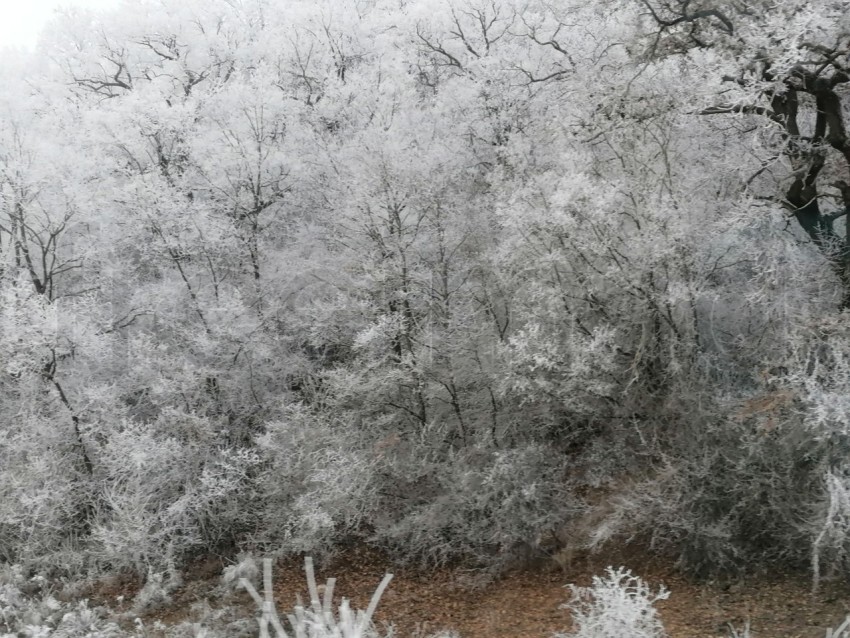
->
[[1, 0, 850, 592]]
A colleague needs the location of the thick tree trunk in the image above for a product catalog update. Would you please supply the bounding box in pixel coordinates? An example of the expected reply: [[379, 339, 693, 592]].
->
[[840, 182, 850, 309]]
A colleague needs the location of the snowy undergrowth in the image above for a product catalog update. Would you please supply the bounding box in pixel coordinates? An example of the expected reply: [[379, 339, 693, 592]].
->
[[0, 563, 123, 637], [5, 557, 850, 638], [0, 557, 441, 638]]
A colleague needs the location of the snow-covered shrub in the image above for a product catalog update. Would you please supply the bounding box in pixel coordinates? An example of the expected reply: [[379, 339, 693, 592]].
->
[[557, 311, 850, 579], [812, 471, 850, 593], [255, 405, 380, 557], [0, 566, 121, 637], [371, 440, 577, 568], [51, 600, 124, 637], [131, 567, 182, 614], [557, 567, 669, 638], [0, 413, 92, 570], [0, 278, 94, 572], [575, 392, 805, 571], [782, 317, 850, 589], [620, 314, 850, 581], [190, 446, 263, 550], [0, 571, 29, 634], [91, 410, 261, 572], [221, 553, 260, 593], [580, 398, 829, 579]]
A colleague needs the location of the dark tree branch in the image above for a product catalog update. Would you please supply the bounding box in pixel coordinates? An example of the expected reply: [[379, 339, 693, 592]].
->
[[641, 0, 734, 36], [699, 103, 785, 125], [41, 348, 94, 477], [416, 25, 465, 70]]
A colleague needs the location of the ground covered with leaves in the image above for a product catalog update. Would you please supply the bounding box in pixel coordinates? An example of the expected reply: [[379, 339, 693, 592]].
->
[[69, 547, 850, 638]]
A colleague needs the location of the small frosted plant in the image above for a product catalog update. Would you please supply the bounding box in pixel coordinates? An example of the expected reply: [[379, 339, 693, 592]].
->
[[827, 616, 850, 638], [556, 566, 669, 638], [222, 553, 260, 592], [726, 622, 751, 638], [812, 471, 850, 594], [131, 570, 173, 614], [239, 556, 393, 638]]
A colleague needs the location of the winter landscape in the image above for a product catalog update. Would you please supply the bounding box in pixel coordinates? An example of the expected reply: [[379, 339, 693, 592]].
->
[[1, 0, 850, 635]]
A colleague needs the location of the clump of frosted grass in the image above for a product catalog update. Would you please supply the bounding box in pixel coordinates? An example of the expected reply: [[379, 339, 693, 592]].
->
[[239, 557, 393, 638], [827, 616, 850, 638]]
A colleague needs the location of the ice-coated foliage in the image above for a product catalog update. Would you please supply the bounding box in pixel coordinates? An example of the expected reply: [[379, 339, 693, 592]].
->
[[1, 0, 850, 590], [90, 412, 262, 572], [254, 406, 380, 557], [0, 564, 123, 637], [0, 557, 446, 637], [369, 441, 578, 568]]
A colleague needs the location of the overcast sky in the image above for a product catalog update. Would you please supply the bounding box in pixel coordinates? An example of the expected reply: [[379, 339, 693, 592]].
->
[[0, 0, 122, 50]]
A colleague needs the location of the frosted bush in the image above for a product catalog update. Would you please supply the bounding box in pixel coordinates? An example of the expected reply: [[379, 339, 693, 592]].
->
[[131, 568, 181, 613], [812, 471, 850, 593], [221, 553, 260, 592], [255, 406, 380, 556], [0, 569, 120, 638], [91, 413, 261, 572], [51, 601, 123, 637], [557, 567, 669, 638], [372, 440, 577, 568], [0, 415, 91, 568]]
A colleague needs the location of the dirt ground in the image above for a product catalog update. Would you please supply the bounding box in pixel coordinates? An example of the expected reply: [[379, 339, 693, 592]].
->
[[92, 546, 850, 637]]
